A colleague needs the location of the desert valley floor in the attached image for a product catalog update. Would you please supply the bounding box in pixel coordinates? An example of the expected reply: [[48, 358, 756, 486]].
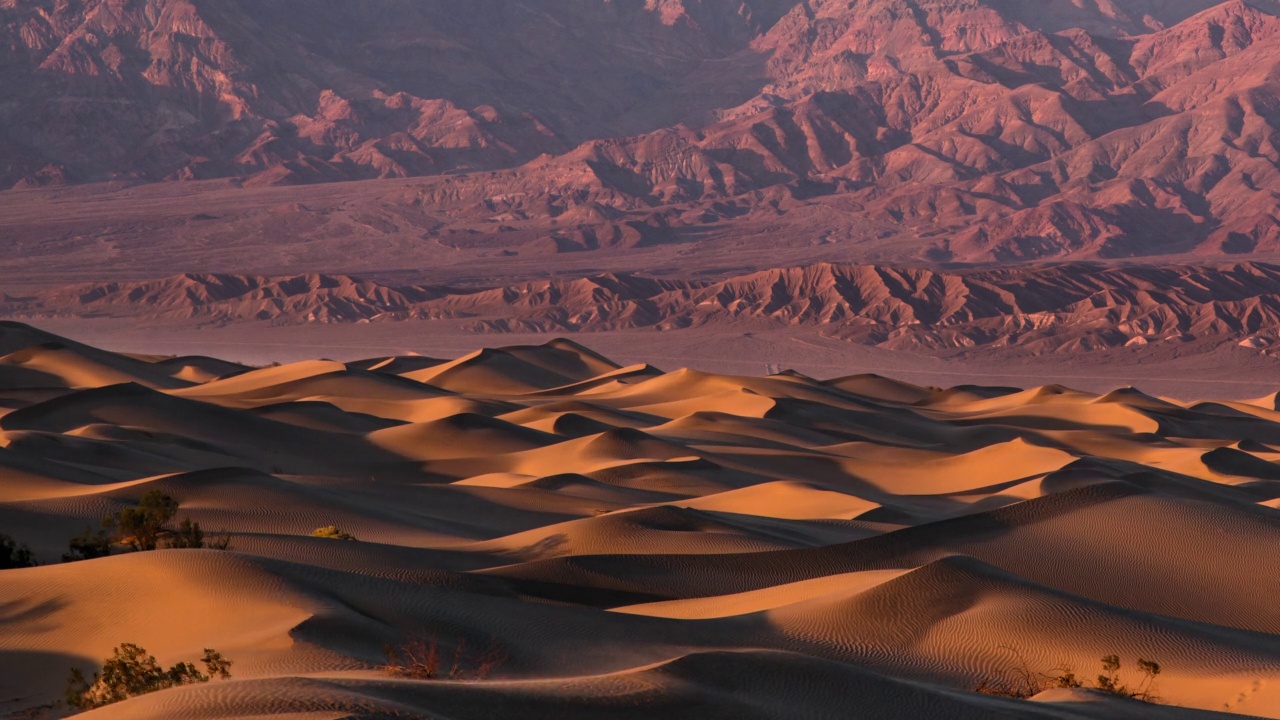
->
[[1, 321, 1279, 718]]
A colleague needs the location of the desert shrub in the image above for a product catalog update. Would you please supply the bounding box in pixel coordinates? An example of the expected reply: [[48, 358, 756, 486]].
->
[[65, 643, 232, 711], [1096, 653, 1123, 694], [62, 493, 229, 561], [115, 490, 179, 551], [164, 517, 204, 549], [311, 525, 357, 541], [165, 518, 232, 550], [200, 648, 233, 678], [0, 532, 37, 568], [382, 634, 505, 681], [62, 520, 115, 563], [975, 648, 1160, 703], [973, 646, 1080, 699]]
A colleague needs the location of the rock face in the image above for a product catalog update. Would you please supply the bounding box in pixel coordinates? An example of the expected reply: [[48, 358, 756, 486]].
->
[[4, 0, 1280, 260], [0, 0, 791, 184], [8, 262, 1280, 356]]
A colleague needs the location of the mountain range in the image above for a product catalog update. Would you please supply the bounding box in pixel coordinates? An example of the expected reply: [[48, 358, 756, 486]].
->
[[7, 262, 1280, 357], [6, 0, 1280, 262]]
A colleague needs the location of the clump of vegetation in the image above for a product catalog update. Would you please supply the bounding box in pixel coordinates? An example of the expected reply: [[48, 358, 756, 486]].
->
[[0, 532, 37, 568], [1094, 653, 1162, 702], [311, 525, 357, 541], [115, 490, 180, 551], [382, 634, 506, 681], [63, 520, 114, 562], [65, 643, 232, 711], [62, 491, 231, 562], [975, 647, 1162, 703], [166, 518, 232, 550], [115, 490, 179, 551]]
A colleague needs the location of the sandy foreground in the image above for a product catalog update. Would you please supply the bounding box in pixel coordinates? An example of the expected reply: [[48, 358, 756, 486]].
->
[[0, 320, 1278, 719]]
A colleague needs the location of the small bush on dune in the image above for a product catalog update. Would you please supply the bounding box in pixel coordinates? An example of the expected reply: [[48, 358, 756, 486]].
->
[[1094, 654, 1162, 702], [63, 520, 114, 562], [115, 490, 178, 551], [62, 492, 231, 561], [973, 646, 1080, 700], [0, 532, 37, 568], [165, 517, 232, 550], [65, 643, 232, 711], [382, 634, 506, 681], [311, 525, 357, 541], [975, 647, 1162, 703], [164, 518, 204, 549]]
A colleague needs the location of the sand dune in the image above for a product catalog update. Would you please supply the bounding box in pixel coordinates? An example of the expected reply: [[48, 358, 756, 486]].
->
[[1, 322, 1279, 719], [73, 652, 1259, 720]]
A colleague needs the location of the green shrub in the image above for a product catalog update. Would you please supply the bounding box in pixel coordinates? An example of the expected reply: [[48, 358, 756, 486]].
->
[[164, 517, 204, 549], [65, 643, 232, 710], [0, 532, 36, 568], [115, 491, 178, 551], [63, 520, 114, 563], [63, 492, 230, 561], [165, 518, 232, 550]]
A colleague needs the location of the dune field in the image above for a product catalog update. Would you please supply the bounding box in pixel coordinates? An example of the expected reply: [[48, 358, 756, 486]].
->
[[0, 320, 1275, 718]]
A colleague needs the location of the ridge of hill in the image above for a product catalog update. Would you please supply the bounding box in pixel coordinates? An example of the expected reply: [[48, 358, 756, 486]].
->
[[6, 1, 1280, 261], [7, 263, 1280, 356]]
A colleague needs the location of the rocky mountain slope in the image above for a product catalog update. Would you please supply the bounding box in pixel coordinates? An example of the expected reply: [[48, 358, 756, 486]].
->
[[7, 262, 1280, 356], [0, 0, 793, 185], [5, 0, 1280, 262]]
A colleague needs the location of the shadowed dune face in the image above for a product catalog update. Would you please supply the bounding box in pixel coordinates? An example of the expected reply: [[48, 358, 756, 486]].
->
[[1, 322, 1279, 718]]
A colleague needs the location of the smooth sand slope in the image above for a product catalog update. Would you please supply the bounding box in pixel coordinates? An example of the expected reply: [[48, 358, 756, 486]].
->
[[0, 322, 1278, 719]]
